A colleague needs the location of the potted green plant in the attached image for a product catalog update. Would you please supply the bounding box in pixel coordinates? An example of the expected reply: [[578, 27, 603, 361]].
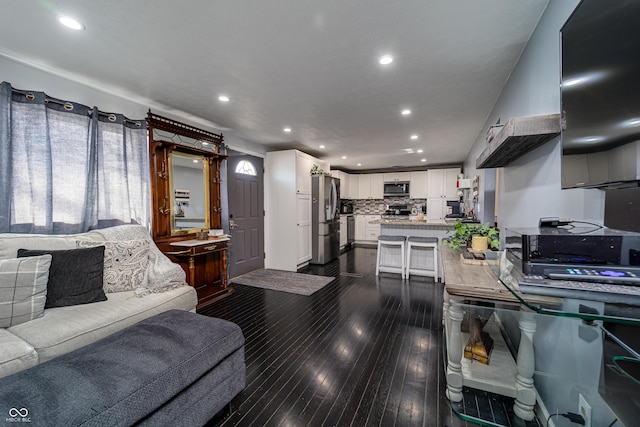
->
[[445, 221, 499, 251]]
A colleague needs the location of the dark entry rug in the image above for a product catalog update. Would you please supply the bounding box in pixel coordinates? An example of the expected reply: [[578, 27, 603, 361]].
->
[[231, 269, 334, 296]]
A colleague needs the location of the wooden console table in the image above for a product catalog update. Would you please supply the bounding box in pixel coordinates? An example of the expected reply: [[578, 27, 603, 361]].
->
[[167, 237, 232, 309]]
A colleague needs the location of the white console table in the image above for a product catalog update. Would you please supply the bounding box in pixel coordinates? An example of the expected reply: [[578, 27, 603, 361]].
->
[[441, 246, 559, 422]]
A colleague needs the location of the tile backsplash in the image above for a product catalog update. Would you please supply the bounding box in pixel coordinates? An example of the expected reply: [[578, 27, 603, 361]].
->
[[352, 197, 427, 215]]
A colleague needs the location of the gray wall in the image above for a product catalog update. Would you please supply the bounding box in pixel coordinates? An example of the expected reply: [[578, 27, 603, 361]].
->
[[463, 0, 605, 230], [0, 54, 267, 156], [464, 2, 618, 424]]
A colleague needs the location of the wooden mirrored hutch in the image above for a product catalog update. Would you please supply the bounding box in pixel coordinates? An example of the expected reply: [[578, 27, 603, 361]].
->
[[147, 111, 232, 308]]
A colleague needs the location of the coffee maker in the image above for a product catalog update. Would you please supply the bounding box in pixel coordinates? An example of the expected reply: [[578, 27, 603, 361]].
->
[[446, 200, 463, 218]]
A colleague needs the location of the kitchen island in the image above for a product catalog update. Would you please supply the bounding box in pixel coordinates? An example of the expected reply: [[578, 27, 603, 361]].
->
[[369, 218, 454, 239], [369, 219, 455, 280]]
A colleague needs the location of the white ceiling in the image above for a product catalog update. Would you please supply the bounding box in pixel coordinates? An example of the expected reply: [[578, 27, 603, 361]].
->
[[0, 0, 549, 172]]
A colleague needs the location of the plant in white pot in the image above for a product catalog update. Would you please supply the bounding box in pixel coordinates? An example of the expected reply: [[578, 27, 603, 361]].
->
[[445, 221, 499, 251]]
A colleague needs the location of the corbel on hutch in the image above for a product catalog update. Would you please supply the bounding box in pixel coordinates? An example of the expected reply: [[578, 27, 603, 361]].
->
[[147, 111, 231, 308]]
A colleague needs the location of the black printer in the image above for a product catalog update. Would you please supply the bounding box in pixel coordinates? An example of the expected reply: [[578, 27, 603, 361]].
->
[[505, 226, 640, 276]]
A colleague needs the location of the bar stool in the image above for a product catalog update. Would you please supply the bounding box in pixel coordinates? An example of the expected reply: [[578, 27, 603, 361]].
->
[[406, 236, 439, 281], [376, 235, 407, 278]]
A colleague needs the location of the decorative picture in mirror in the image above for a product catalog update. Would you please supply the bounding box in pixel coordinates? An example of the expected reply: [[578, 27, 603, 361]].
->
[[170, 151, 210, 234]]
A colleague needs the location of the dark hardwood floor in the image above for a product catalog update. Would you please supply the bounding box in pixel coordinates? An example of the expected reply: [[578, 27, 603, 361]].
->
[[199, 246, 482, 427]]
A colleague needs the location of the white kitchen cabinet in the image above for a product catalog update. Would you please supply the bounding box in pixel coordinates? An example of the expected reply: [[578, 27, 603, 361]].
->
[[443, 169, 460, 199], [365, 215, 381, 241], [331, 170, 353, 200], [296, 193, 312, 264], [410, 171, 428, 198], [355, 215, 380, 243], [383, 172, 411, 182], [345, 174, 359, 200], [357, 175, 370, 199], [265, 149, 322, 271], [369, 174, 384, 199], [427, 168, 460, 199], [346, 172, 356, 199], [425, 167, 459, 221], [339, 216, 348, 248], [355, 214, 380, 242], [426, 197, 446, 221], [343, 172, 355, 200], [295, 151, 314, 194], [358, 173, 384, 199]]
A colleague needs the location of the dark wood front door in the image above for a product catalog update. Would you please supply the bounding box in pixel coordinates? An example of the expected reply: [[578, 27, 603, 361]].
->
[[227, 154, 264, 279]]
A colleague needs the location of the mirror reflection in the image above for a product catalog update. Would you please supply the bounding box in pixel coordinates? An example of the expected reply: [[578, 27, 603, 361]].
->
[[170, 151, 210, 234]]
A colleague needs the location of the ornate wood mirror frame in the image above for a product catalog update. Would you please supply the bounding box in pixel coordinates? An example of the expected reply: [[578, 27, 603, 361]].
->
[[147, 111, 226, 246]]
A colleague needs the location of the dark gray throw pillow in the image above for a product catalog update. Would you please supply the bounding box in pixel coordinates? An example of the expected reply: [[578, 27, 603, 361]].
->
[[17, 246, 107, 308]]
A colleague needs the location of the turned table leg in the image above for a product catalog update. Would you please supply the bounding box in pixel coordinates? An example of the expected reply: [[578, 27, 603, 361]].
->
[[446, 295, 464, 402], [514, 311, 537, 421], [188, 256, 196, 286]]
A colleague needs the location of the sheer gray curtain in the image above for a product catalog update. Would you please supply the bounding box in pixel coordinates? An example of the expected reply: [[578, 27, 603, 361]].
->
[[0, 81, 149, 234]]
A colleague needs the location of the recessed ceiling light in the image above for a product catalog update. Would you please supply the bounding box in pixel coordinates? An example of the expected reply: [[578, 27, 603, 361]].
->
[[218, 95, 230, 102], [357, 163, 362, 166], [58, 16, 84, 30], [410, 135, 418, 140], [379, 55, 394, 65], [192, 159, 199, 163], [319, 145, 325, 149], [421, 159, 427, 162], [342, 156, 347, 159], [283, 127, 292, 133], [401, 109, 412, 116], [417, 149, 423, 153]]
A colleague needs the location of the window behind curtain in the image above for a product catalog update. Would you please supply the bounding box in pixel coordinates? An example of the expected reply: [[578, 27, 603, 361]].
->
[[0, 81, 149, 234]]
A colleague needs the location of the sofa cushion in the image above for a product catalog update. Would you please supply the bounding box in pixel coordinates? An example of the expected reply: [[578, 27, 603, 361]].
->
[[76, 240, 150, 293], [0, 310, 245, 426], [0, 255, 52, 327], [8, 285, 197, 363], [0, 231, 104, 260], [18, 246, 107, 308], [0, 329, 39, 379]]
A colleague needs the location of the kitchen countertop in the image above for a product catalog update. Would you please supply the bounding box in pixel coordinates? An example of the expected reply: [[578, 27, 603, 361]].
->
[[369, 218, 455, 226]]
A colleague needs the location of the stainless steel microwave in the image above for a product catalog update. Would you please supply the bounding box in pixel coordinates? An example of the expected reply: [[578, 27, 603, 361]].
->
[[383, 181, 410, 197]]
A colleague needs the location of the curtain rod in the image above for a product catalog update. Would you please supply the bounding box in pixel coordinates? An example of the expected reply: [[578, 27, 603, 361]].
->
[[11, 87, 143, 127]]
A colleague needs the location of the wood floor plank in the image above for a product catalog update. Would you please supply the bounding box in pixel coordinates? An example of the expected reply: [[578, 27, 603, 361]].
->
[[203, 247, 485, 427]]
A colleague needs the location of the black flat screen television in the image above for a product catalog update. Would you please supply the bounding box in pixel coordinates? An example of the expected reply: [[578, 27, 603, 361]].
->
[[560, 0, 640, 189]]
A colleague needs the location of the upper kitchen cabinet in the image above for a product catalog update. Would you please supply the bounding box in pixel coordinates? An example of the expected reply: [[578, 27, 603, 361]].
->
[[295, 151, 314, 194], [331, 169, 353, 199], [383, 172, 411, 182], [427, 168, 460, 199], [357, 173, 384, 199], [410, 171, 428, 199], [345, 171, 360, 200]]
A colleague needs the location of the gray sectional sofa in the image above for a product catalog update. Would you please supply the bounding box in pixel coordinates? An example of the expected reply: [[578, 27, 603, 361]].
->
[[0, 224, 198, 378]]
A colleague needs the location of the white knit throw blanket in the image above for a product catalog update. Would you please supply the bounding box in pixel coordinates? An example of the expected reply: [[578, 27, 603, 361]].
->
[[96, 225, 187, 296]]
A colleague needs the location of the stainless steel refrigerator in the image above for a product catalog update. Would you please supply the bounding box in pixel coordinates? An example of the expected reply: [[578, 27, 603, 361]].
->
[[311, 175, 340, 264]]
